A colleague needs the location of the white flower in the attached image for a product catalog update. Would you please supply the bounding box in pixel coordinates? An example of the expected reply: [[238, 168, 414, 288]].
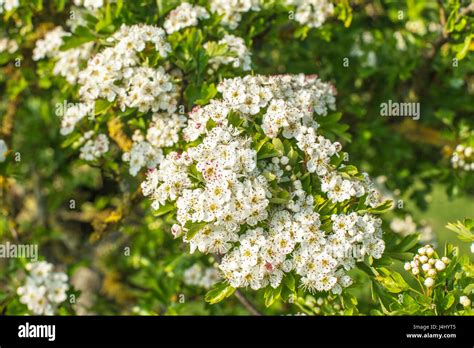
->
[[285, 0, 334, 28], [53, 42, 94, 84], [0, 37, 18, 54], [73, 0, 104, 10], [205, 35, 252, 72], [17, 261, 69, 315], [209, 0, 261, 29], [33, 27, 70, 61], [0, 0, 19, 13], [123, 131, 164, 176], [0, 139, 8, 162], [183, 264, 220, 289], [79, 132, 109, 161], [164, 3, 209, 34], [60, 102, 95, 136]]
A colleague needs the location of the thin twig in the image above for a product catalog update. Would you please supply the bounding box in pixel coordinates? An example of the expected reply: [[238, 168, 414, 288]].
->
[[212, 253, 263, 316], [234, 289, 263, 316]]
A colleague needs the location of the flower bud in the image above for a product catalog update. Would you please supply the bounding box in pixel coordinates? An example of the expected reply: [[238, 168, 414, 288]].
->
[[434, 260, 446, 271], [424, 277, 434, 288], [460, 296, 471, 308], [421, 263, 431, 272]]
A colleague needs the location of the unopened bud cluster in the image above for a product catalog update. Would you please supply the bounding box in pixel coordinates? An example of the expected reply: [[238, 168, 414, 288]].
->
[[404, 245, 449, 288], [451, 144, 474, 171]]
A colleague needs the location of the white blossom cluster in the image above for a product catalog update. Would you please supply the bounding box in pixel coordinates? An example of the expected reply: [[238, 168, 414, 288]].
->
[[142, 124, 270, 245], [123, 131, 164, 176], [404, 245, 450, 288], [205, 34, 252, 72], [53, 21, 251, 176], [183, 75, 335, 141], [78, 24, 177, 114], [146, 113, 187, 149], [0, 0, 18, 13], [0, 37, 18, 54], [142, 74, 386, 294], [73, 0, 104, 10], [219, 193, 384, 293], [164, 2, 209, 34], [451, 144, 474, 171], [183, 75, 375, 206], [286, 0, 334, 28], [122, 113, 186, 176], [79, 132, 110, 161], [33, 26, 94, 83], [209, 0, 261, 29], [183, 264, 220, 289], [60, 102, 95, 135], [390, 215, 435, 244], [17, 261, 69, 315], [32, 26, 70, 61], [0, 138, 7, 162], [53, 42, 94, 84]]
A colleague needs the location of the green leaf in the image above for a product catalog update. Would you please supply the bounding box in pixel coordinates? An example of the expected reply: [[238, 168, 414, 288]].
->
[[440, 293, 455, 311], [257, 142, 279, 160], [394, 234, 420, 252], [338, 165, 358, 176], [184, 221, 207, 240], [446, 4, 459, 33], [283, 273, 296, 292], [95, 100, 113, 115], [375, 268, 410, 293], [152, 202, 175, 217], [60, 26, 95, 51], [205, 282, 235, 304], [272, 138, 284, 156], [269, 188, 291, 204], [264, 285, 282, 307], [456, 35, 472, 61], [364, 200, 393, 214], [446, 219, 474, 242]]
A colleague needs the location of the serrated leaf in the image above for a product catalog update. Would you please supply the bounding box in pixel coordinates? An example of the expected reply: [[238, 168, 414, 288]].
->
[[394, 234, 420, 252], [205, 282, 235, 304], [283, 273, 295, 292], [375, 268, 410, 293], [272, 138, 284, 156], [95, 100, 113, 115], [184, 221, 207, 240], [264, 285, 282, 307], [152, 202, 175, 217]]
